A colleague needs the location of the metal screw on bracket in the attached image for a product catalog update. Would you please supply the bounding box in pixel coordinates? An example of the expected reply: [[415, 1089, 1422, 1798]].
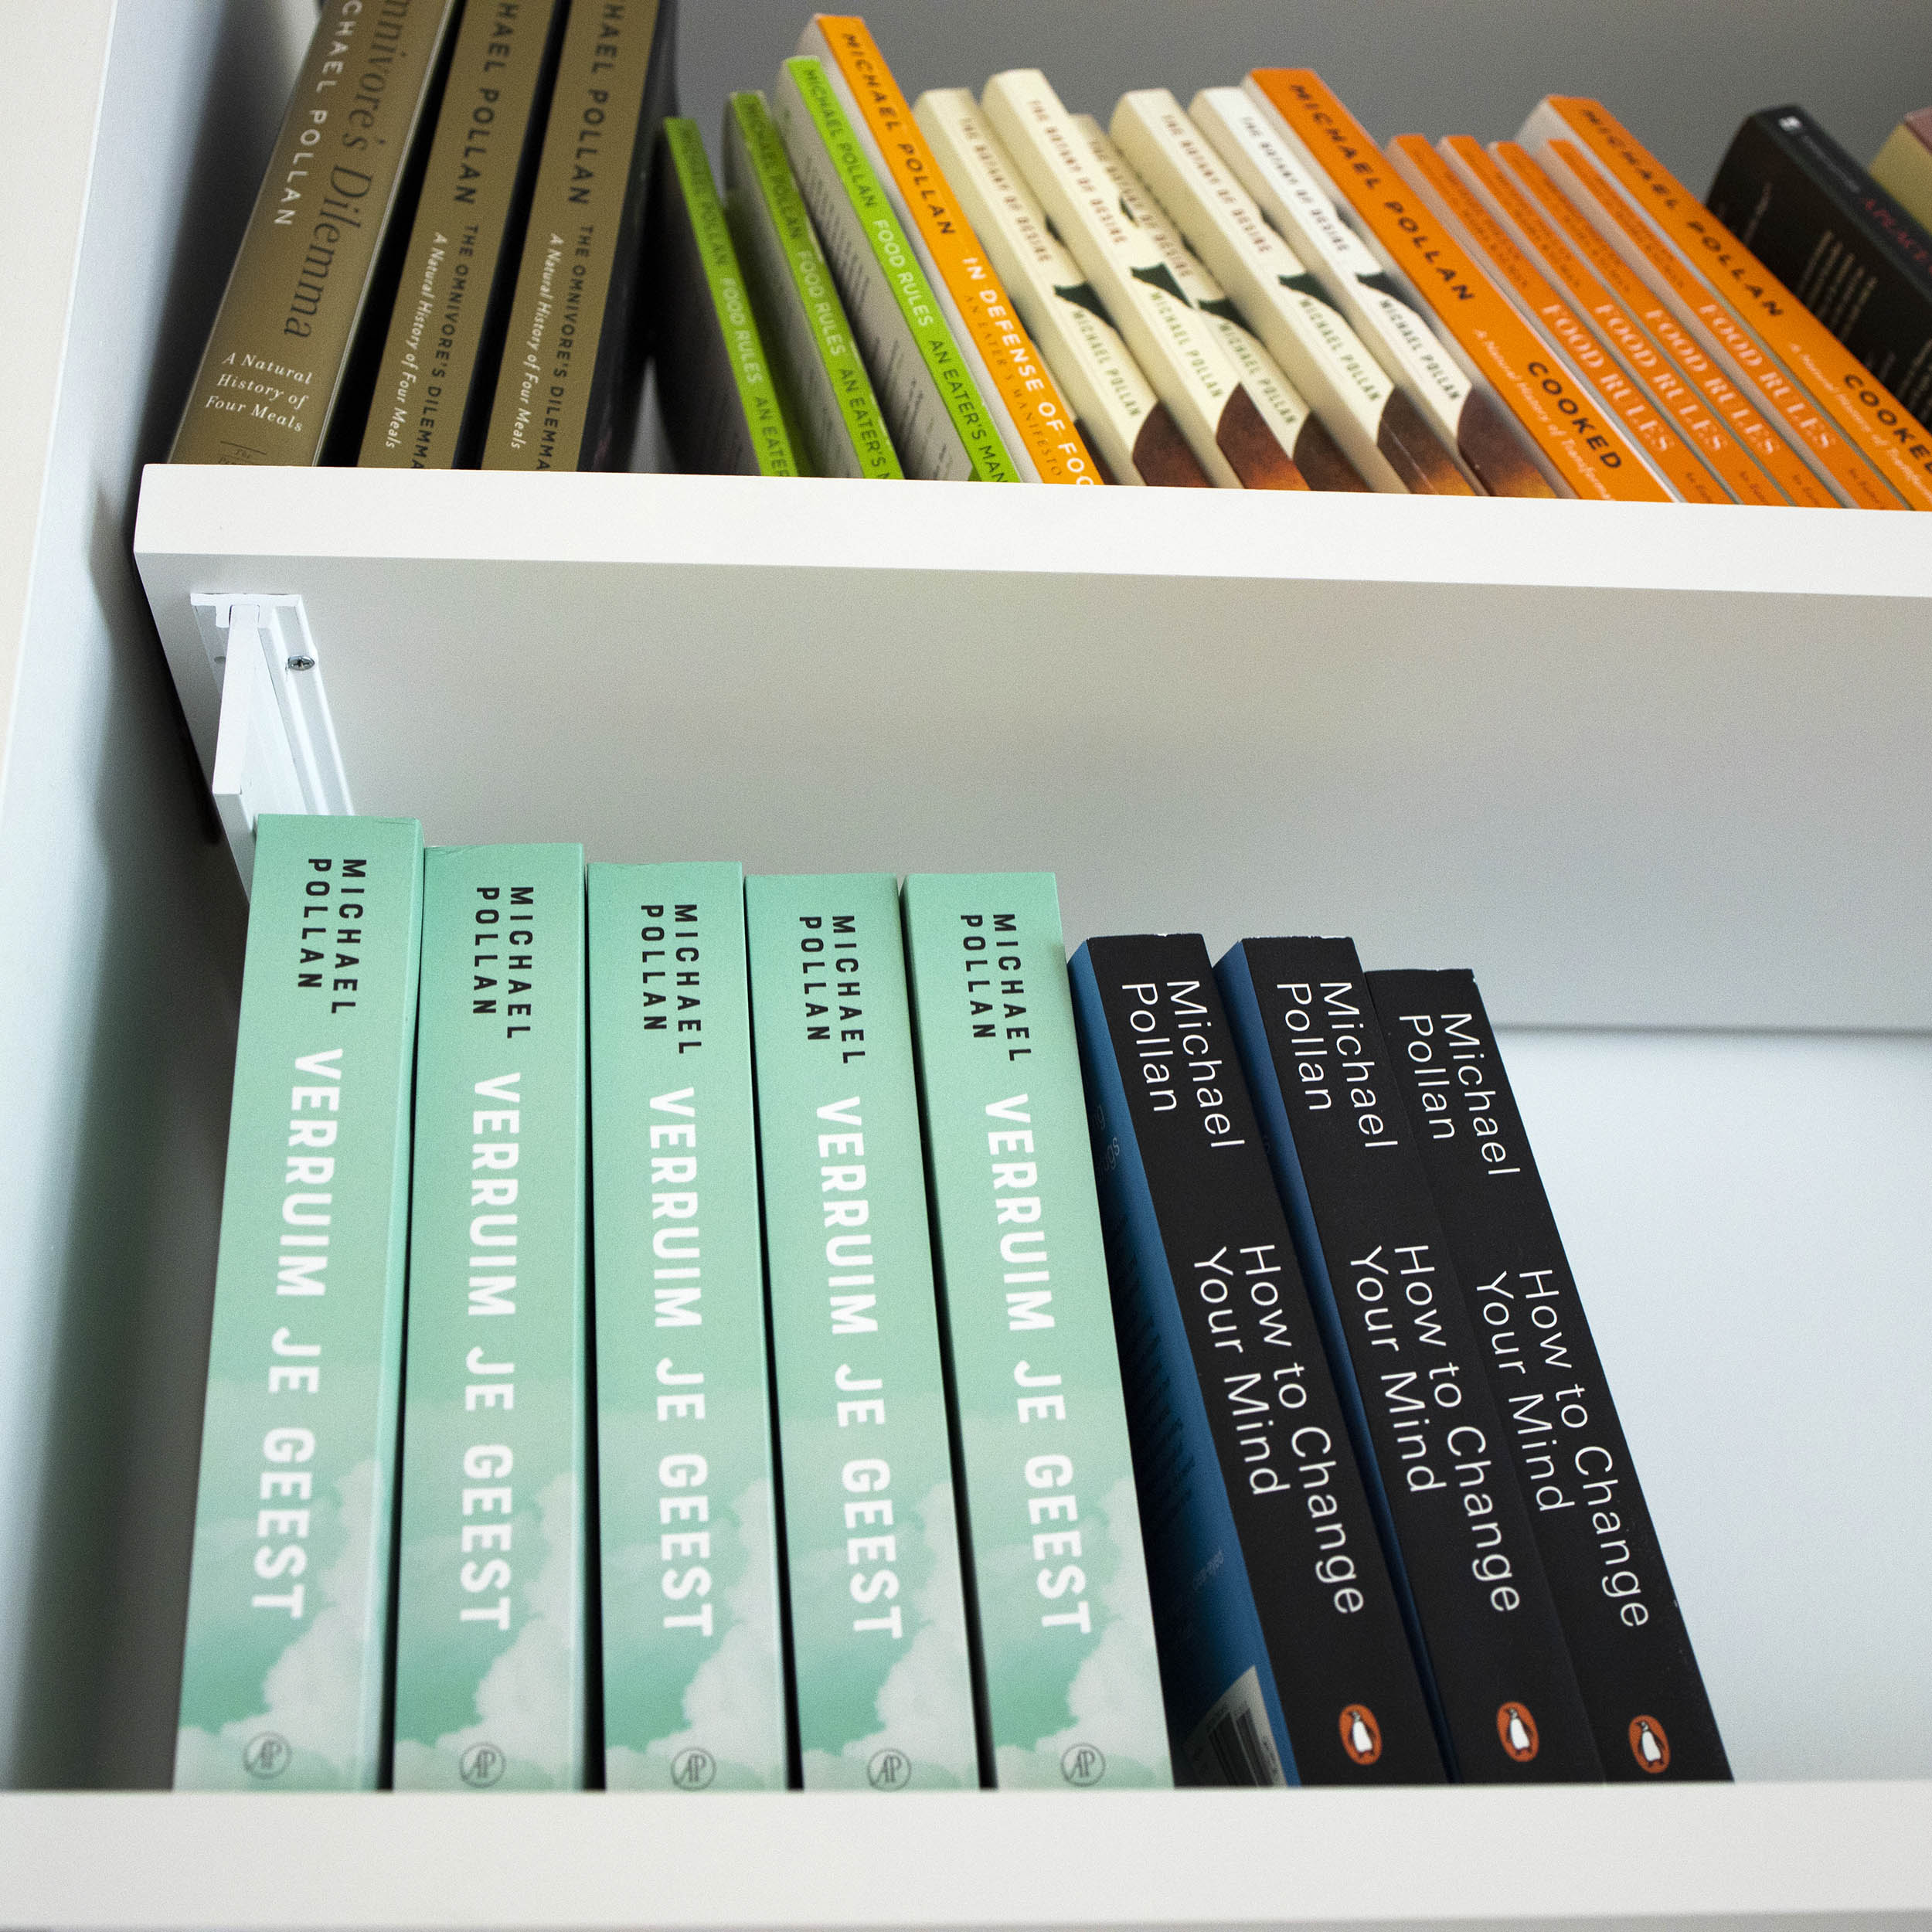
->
[[286, 654, 315, 671]]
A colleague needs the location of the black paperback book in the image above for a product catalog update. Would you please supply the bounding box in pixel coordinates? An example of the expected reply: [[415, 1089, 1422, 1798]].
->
[[1367, 968, 1731, 1781], [1708, 105, 1932, 427], [1220, 938, 1601, 1783], [1069, 934, 1440, 1786]]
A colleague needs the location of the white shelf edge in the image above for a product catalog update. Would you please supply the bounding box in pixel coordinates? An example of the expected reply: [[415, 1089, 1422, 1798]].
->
[[134, 464, 1932, 603], [1, 1782, 1927, 1929]]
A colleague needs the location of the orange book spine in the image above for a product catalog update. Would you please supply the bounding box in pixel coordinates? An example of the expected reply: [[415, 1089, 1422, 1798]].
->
[[1443, 136, 1790, 508], [1491, 141, 1831, 508], [811, 15, 1096, 484], [1246, 70, 1667, 502], [1389, 134, 1724, 503], [1540, 97, 1932, 510]]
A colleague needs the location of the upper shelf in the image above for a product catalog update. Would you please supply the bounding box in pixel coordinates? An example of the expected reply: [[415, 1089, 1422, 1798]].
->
[[134, 467, 1932, 1031]]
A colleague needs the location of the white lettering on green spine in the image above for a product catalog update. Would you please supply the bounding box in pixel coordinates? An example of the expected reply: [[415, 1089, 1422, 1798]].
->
[[391, 844, 587, 1791], [725, 90, 903, 480], [902, 873, 1171, 1791], [664, 118, 798, 478], [175, 814, 423, 1791], [780, 57, 1015, 482], [589, 863, 784, 1791], [746, 874, 977, 1790]]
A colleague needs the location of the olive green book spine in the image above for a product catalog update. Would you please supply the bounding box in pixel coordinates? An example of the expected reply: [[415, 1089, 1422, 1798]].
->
[[723, 90, 902, 479], [654, 119, 800, 477], [390, 844, 588, 1791], [745, 874, 978, 1790], [171, 0, 459, 464], [481, 0, 675, 471], [173, 815, 423, 1790], [360, 0, 566, 467], [589, 864, 786, 1791]]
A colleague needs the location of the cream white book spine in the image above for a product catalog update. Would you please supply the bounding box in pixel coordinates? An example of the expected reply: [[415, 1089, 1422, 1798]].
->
[[1190, 86, 1487, 489], [1111, 90, 1472, 496], [914, 88, 1206, 488], [1070, 114, 1365, 493]]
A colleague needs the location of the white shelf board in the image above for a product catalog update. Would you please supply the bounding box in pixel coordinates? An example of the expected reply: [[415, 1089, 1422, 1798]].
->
[[2, 1783, 1928, 1929], [134, 467, 1932, 1030]]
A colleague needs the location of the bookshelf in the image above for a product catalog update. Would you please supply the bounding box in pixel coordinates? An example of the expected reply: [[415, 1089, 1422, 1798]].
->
[[4, 2, 1930, 1926]]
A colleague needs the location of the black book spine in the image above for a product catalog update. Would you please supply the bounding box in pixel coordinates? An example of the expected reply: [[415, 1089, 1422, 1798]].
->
[[1070, 936, 1441, 1785], [1221, 939, 1600, 1783], [1368, 968, 1731, 1781], [1708, 107, 1932, 425]]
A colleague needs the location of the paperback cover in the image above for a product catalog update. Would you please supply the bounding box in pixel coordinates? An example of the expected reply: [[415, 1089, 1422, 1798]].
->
[[1870, 109, 1932, 233], [1384, 134, 1725, 502], [723, 90, 903, 480], [744, 874, 977, 1789], [1489, 140, 1834, 507], [391, 844, 587, 1790], [774, 56, 1015, 481], [1074, 114, 1366, 492], [172, 0, 460, 464], [1242, 71, 1672, 502], [651, 119, 800, 477], [175, 815, 423, 1790], [1369, 969, 1732, 1782], [902, 875, 1170, 1790], [914, 88, 1209, 487], [1518, 97, 1932, 509], [1219, 939, 1601, 1782], [359, 0, 566, 467], [984, 70, 1315, 491], [1708, 106, 1932, 427], [481, 0, 677, 471], [803, 17, 1100, 485], [1190, 85, 1507, 495], [1069, 935, 1442, 1786], [1439, 136, 1794, 507], [1113, 90, 1472, 495], [589, 865, 785, 1791]]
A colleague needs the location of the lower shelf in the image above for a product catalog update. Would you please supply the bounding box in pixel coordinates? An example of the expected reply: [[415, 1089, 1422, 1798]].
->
[[2, 1782, 1927, 1927]]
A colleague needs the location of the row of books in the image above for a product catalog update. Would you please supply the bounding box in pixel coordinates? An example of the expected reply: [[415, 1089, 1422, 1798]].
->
[[169, 3, 1932, 509], [173, 817, 1727, 1793]]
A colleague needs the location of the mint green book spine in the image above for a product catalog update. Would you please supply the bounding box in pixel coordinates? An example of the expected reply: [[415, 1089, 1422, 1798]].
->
[[589, 864, 786, 1791], [777, 56, 1015, 483], [745, 874, 978, 1789], [902, 874, 1172, 1790], [724, 90, 903, 481], [391, 844, 587, 1790], [662, 117, 799, 478], [174, 814, 423, 1791]]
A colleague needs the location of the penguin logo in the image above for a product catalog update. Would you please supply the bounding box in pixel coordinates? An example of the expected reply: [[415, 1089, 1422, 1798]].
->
[[1628, 1715, 1671, 1774], [1496, 1702, 1540, 1762], [1338, 1704, 1383, 1766]]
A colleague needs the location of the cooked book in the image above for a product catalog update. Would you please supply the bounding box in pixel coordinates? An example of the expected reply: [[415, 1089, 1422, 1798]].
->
[[171, 0, 459, 464]]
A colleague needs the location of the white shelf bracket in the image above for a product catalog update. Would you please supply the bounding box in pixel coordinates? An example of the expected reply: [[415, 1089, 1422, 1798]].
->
[[196, 594, 352, 892]]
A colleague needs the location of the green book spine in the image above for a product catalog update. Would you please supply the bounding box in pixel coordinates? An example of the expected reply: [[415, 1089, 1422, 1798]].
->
[[902, 873, 1172, 1790], [745, 874, 978, 1790], [391, 844, 587, 1790], [174, 815, 423, 1790], [657, 119, 801, 477], [589, 864, 786, 1791], [723, 90, 903, 480], [171, 0, 459, 464], [774, 57, 1015, 482], [359, 0, 566, 467]]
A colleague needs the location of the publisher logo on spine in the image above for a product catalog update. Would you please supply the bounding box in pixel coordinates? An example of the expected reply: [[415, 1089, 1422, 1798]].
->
[[1060, 1743, 1106, 1787], [242, 1732, 291, 1781], [672, 1747, 717, 1790], [1495, 1702, 1540, 1763], [867, 1747, 913, 1790], [460, 1742, 508, 1787], [1338, 1704, 1383, 1766], [1628, 1715, 1671, 1774]]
